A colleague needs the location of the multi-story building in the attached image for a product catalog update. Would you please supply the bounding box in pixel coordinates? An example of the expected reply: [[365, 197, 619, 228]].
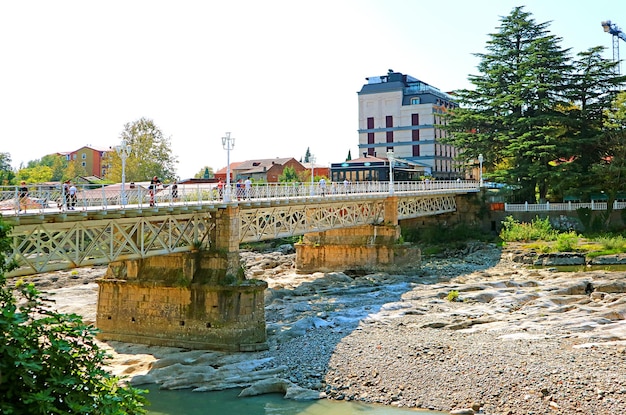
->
[[357, 69, 461, 179], [59, 145, 112, 178]]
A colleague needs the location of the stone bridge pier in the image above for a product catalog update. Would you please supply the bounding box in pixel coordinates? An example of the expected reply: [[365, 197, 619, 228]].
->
[[296, 196, 421, 273], [96, 206, 268, 352]]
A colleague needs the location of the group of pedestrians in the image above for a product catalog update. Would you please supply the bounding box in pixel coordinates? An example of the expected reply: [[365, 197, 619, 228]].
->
[[59, 180, 77, 210]]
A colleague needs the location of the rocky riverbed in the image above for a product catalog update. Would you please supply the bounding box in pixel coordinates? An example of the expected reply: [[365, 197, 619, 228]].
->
[[22, 242, 626, 415]]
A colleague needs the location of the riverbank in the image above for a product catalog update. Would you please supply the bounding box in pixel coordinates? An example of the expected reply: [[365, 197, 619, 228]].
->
[[25, 242, 626, 414]]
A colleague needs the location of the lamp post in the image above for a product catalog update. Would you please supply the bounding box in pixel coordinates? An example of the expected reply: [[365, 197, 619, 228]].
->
[[478, 153, 484, 187], [222, 132, 235, 202], [309, 154, 316, 196], [115, 139, 132, 206], [386, 150, 395, 195]]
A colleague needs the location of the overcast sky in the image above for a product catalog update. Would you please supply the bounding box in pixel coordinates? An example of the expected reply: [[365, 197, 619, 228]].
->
[[2, 0, 626, 179]]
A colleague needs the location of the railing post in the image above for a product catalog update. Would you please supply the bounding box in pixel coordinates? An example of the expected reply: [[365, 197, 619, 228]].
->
[[546, 201, 550, 211], [524, 201, 528, 212]]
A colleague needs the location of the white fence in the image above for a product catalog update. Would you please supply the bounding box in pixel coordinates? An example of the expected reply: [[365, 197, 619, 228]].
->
[[504, 201, 626, 212], [0, 180, 479, 215]]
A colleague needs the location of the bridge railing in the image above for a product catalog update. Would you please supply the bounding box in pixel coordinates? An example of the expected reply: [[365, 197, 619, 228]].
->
[[0, 180, 479, 215]]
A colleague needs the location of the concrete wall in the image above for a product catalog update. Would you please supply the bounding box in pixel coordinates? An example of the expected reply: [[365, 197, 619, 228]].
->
[[96, 252, 268, 351]]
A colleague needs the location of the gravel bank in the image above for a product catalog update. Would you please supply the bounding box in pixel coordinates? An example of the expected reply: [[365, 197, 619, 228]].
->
[[258, 244, 626, 414]]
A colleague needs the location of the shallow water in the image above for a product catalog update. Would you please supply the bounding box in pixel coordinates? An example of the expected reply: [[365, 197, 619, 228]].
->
[[145, 386, 447, 415]]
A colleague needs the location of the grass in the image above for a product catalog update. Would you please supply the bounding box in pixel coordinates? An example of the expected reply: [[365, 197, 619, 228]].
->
[[501, 216, 626, 256]]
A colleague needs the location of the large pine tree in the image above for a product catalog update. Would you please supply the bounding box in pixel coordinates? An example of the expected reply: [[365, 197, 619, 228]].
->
[[444, 6, 572, 202]]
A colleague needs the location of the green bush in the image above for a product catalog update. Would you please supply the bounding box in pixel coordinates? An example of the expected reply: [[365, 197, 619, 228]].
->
[[446, 290, 460, 302], [0, 220, 147, 415], [499, 216, 557, 242], [555, 231, 579, 252], [596, 235, 626, 252]]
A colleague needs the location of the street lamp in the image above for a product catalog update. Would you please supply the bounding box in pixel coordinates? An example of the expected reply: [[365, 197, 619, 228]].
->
[[222, 132, 235, 202], [309, 154, 316, 196], [115, 139, 132, 206], [478, 153, 484, 187], [387, 150, 395, 195]]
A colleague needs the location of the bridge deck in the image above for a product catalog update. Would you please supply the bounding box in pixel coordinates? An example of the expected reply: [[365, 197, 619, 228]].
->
[[3, 181, 478, 276]]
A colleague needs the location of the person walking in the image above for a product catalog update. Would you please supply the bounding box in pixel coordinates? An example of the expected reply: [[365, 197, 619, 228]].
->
[[217, 179, 224, 199], [149, 176, 161, 207], [69, 182, 77, 210], [319, 178, 327, 196], [171, 183, 179, 202], [18, 181, 28, 212], [59, 180, 70, 211], [244, 177, 252, 200]]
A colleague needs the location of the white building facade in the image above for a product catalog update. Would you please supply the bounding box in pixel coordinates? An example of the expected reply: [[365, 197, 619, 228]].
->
[[357, 70, 461, 179]]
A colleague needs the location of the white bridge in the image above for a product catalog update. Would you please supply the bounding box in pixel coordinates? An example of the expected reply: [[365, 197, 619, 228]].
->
[[2, 181, 478, 277]]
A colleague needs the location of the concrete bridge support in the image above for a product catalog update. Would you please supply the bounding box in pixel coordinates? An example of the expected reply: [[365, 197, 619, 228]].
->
[[96, 206, 268, 351], [295, 196, 421, 273]]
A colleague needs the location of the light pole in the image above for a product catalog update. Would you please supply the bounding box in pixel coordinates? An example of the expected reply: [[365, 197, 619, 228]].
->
[[387, 150, 395, 195], [222, 132, 235, 202], [115, 139, 132, 206], [309, 154, 316, 196], [478, 153, 484, 187]]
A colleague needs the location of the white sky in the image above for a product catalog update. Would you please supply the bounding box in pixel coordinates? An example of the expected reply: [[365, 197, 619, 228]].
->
[[1, 0, 626, 179]]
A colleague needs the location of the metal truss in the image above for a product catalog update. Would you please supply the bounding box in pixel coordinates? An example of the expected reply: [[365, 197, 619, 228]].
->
[[239, 199, 385, 242], [6, 194, 460, 277], [8, 212, 215, 277], [397, 194, 457, 220]]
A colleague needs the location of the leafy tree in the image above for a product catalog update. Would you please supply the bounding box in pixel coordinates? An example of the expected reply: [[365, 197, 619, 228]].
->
[[62, 159, 88, 182], [279, 166, 299, 182], [557, 46, 626, 196], [304, 147, 311, 163], [24, 154, 68, 182], [16, 165, 53, 183], [194, 166, 214, 179], [443, 6, 572, 202], [0, 219, 147, 414], [0, 152, 16, 185], [591, 91, 626, 212], [107, 118, 178, 183], [346, 150, 352, 161]]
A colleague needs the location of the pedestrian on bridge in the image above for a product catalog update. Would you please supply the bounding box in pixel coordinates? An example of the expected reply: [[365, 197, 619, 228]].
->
[[319, 178, 327, 196], [69, 181, 77, 210], [244, 177, 252, 200], [149, 176, 161, 207], [18, 181, 28, 212]]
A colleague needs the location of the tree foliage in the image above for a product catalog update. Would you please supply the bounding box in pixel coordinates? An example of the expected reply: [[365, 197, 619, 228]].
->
[[0, 219, 147, 414], [278, 166, 299, 182], [16, 165, 54, 184], [443, 6, 626, 202], [304, 147, 311, 163], [107, 118, 178, 183], [194, 166, 214, 179], [0, 153, 16, 185]]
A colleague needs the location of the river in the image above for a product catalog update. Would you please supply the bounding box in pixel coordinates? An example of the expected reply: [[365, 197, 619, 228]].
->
[[145, 386, 447, 415]]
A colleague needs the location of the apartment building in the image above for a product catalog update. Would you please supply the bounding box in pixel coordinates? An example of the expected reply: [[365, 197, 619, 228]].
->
[[59, 145, 112, 178], [357, 69, 461, 179]]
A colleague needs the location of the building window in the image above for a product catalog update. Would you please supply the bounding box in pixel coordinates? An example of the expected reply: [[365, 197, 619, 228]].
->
[[73, 154, 77, 160], [413, 144, 420, 157], [412, 113, 419, 125], [81, 161, 86, 167], [368, 132, 374, 144], [412, 129, 420, 141], [367, 117, 374, 129], [81, 153, 86, 159], [411, 97, 421, 105], [386, 131, 393, 143], [386, 116, 393, 128]]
